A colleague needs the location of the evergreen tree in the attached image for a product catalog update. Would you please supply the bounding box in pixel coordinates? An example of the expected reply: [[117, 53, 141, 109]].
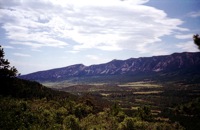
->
[[193, 34, 200, 50], [137, 106, 152, 121], [0, 45, 18, 77]]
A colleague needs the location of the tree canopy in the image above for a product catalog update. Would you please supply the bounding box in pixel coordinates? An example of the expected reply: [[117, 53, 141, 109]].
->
[[0, 45, 18, 77], [193, 34, 200, 50]]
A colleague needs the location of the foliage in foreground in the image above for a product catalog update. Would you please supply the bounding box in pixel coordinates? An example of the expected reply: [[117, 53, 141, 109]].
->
[[0, 96, 185, 130]]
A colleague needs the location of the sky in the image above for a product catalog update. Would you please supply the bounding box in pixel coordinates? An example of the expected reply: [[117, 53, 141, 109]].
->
[[0, 0, 200, 74]]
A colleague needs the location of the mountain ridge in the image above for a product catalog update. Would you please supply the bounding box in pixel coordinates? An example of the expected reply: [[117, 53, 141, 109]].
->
[[20, 52, 200, 82]]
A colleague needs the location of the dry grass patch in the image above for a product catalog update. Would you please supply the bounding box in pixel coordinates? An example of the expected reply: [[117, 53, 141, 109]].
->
[[119, 81, 162, 89], [133, 91, 163, 95]]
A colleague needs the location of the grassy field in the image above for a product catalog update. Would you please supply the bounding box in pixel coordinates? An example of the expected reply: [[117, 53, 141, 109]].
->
[[46, 80, 200, 109], [119, 81, 162, 88]]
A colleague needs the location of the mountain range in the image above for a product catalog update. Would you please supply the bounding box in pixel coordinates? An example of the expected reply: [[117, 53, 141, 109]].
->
[[20, 52, 200, 83]]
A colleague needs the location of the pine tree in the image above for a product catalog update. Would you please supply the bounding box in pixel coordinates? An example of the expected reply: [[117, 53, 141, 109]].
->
[[0, 45, 18, 77], [193, 34, 200, 50]]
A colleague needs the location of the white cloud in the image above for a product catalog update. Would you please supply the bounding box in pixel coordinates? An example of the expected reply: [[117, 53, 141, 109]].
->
[[188, 11, 200, 18], [176, 41, 199, 52], [0, 0, 186, 54], [13, 53, 31, 57], [67, 50, 79, 54], [49, 0, 150, 7], [0, 7, 68, 48]]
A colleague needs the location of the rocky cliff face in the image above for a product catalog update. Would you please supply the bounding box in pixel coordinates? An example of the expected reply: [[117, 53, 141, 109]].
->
[[20, 52, 200, 82]]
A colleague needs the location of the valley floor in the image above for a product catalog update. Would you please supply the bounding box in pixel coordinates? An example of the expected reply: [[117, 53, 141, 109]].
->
[[47, 80, 200, 130]]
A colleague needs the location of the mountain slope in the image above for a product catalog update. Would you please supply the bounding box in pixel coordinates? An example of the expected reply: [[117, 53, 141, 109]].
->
[[0, 77, 77, 101], [20, 52, 200, 82]]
